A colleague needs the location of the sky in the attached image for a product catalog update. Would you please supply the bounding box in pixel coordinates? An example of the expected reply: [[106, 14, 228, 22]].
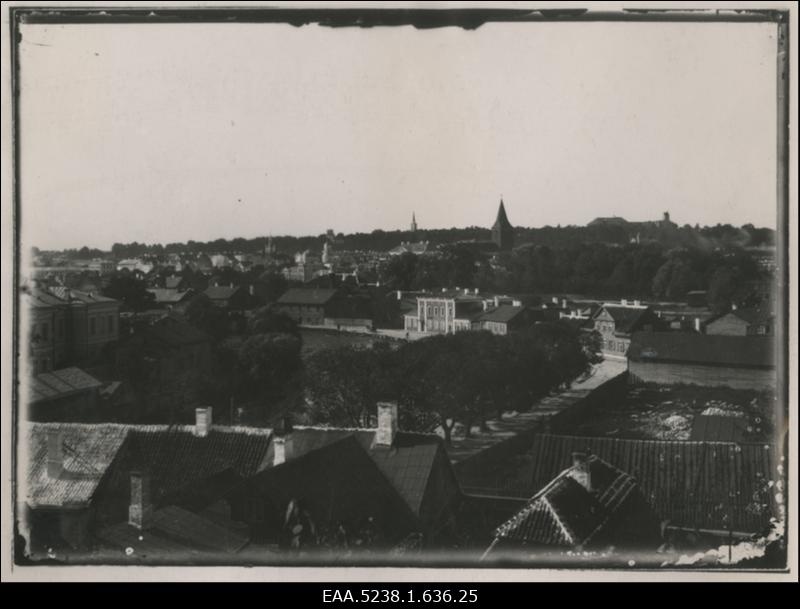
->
[[18, 20, 779, 250]]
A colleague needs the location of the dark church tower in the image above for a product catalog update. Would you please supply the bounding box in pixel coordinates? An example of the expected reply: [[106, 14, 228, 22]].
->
[[491, 199, 514, 251]]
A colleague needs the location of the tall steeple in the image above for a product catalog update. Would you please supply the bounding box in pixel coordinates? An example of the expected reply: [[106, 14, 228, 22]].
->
[[491, 198, 514, 251], [410, 212, 418, 234]]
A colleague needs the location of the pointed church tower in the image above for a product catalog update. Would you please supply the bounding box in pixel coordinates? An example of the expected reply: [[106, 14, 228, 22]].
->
[[410, 212, 418, 234], [491, 198, 514, 251]]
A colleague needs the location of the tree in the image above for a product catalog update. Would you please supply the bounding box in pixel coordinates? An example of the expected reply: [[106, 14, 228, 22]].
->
[[238, 333, 302, 405], [248, 306, 299, 337], [184, 294, 228, 341], [102, 274, 155, 311]]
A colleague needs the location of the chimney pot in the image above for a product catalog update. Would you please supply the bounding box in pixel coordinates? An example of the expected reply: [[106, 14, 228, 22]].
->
[[128, 470, 153, 530], [376, 402, 398, 447], [695, 317, 702, 333], [46, 429, 64, 479], [194, 407, 212, 437]]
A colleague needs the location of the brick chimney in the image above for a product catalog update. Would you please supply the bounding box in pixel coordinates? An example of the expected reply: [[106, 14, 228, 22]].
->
[[193, 407, 212, 438], [376, 402, 398, 447], [128, 470, 153, 530], [695, 317, 702, 333], [46, 429, 64, 479], [569, 452, 592, 492]]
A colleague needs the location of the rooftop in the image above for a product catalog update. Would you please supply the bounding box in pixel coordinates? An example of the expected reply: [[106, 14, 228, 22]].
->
[[628, 332, 776, 368], [277, 288, 338, 306], [478, 305, 527, 324], [27, 367, 103, 404]]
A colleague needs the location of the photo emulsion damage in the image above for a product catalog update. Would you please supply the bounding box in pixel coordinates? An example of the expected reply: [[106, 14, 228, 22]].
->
[[7, 5, 792, 576]]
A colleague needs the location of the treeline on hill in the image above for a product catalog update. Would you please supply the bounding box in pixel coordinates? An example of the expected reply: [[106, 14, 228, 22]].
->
[[302, 322, 602, 444], [42, 222, 773, 259], [382, 242, 769, 312]]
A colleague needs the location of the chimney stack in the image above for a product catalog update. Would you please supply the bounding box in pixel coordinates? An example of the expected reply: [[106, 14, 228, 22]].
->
[[128, 470, 153, 530], [194, 407, 212, 438], [569, 452, 592, 492], [273, 435, 293, 466], [695, 317, 702, 333], [249, 284, 255, 296], [562, 299, 567, 309], [621, 299, 628, 306], [375, 402, 398, 447], [634, 300, 641, 307], [396, 290, 402, 300], [552, 296, 558, 304], [46, 429, 64, 479]]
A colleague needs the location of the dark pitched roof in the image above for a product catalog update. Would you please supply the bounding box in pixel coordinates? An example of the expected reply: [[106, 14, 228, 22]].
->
[[244, 436, 419, 542], [28, 367, 103, 403], [596, 304, 652, 334], [204, 285, 243, 300], [24, 423, 272, 509], [519, 434, 776, 533], [262, 428, 447, 517], [495, 456, 640, 547], [628, 332, 775, 368], [707, 308, 773, 327], [478, 305, 527, 324], [276, 288, 338, 306], [164, 276, 184, 289], [98, 505, 249, 555]]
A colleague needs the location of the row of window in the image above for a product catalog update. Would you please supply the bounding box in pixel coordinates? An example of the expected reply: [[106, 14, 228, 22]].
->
[[604, 339, 628, 353], [424, 305, 452, 318]]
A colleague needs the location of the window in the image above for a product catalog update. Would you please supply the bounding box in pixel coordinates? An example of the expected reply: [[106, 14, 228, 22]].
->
[[90, 317, 96, 335], [108, 315, 115, 333], [57, 319, 64, 338], [41, 323, 48, 341]]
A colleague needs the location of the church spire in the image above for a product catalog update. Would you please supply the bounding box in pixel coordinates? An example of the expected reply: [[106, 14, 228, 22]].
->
[[410, 212, 418, 234], [491, 197, 514, 251]]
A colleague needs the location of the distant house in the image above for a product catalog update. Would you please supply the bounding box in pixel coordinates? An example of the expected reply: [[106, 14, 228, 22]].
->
[[137, 316, 213, 380], [627, 332, 776, 391], [282, 262, 328, 283], [685, 290, 708, 308], [275, 288, 339, 326], [164, 275, 191, 291], [475, 305, 538, 335], [26, 367, 103, 422], [27, 288, 121, 367], [485, 453, 659, 556], [591, 301, 660, 358], [705, 307, 774, 337], [588, 216, 629, 227], [146, 288, 195, 310], [403, 292, 485, 334], [388, 241, 430, 256], [203, 284, 248, 310]]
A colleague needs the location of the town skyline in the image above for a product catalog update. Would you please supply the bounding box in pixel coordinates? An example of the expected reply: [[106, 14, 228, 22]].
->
[[20, 21, 778, 251]]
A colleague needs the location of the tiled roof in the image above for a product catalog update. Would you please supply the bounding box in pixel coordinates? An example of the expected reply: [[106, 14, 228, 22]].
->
[[164, 276, 184, 289], [495, 456, 640, 547], [23, 423, 272, 509], [23, 423, 130, 508], [66, 290, 119, 304], [628, 332, 776, 368], [262, 428, 445, 516], [27, 367, 103, 403], [478, 305, 526, 324], [146, 288, 193, 304], [519, 434, 776, 533], [26, 288, 67, 308], [596, 304, 651, 334], [98, 505, 249, 556], [276, 288, 338, 306]]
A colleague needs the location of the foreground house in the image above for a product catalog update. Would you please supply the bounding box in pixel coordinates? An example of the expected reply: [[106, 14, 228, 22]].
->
[[20, 403, 463, 559], [25, 367, 104, 422], [485, 453, 660, 556], [627, 332, 776, 391], [275, 288, 339, 326]]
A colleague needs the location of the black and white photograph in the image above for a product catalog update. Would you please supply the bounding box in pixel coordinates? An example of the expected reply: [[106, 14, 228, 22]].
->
[[2, 1, 796, 582]]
